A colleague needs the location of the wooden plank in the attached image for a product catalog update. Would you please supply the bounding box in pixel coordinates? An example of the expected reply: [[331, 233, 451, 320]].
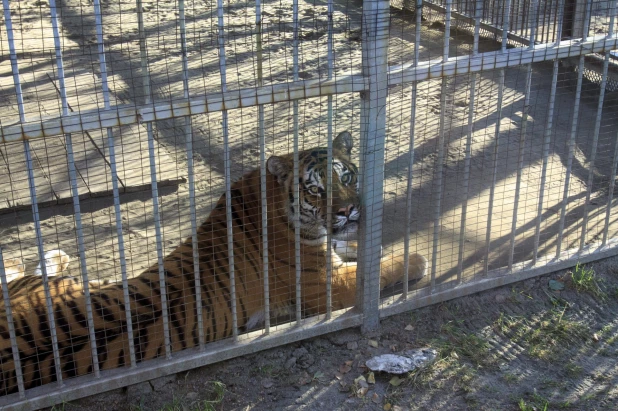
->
[[101, 124, 183, 191], [70, 130, 115, 197], [0, 141, 55, 209], [0, 125, 185, 213], [29, 136, 91, 204], [0, 160, 12, 210]]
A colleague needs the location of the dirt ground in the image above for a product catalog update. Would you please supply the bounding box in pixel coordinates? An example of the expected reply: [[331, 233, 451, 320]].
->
[[1, 0, 618, 410], [60, 253, 618, 411]]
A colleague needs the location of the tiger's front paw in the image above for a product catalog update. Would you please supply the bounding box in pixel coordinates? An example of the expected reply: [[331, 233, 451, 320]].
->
[[379, 252, 427, 289], [333, 240, 358, 261]]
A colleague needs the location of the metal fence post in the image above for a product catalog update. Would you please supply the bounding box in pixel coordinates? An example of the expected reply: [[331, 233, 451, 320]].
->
[[358, 0, 390, 333]]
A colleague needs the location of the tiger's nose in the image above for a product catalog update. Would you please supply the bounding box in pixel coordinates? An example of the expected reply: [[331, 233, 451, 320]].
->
[[336, 204, 356, 218]]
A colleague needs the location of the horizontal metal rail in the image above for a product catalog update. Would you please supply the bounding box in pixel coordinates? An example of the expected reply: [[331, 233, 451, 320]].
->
[[380, 237, 618, 318], [2, 34, 617, 143], [0, 311, 363, 411], [421, 0, 532, 45], [2, 232, 615, 411]]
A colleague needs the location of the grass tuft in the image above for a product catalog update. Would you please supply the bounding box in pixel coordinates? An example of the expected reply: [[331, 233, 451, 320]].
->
[[570, 263, 605, 299], [494, 306, 589, 361]]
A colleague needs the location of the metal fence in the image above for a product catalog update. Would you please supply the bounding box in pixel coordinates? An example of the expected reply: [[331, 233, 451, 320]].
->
[[0, 0, 617, 408]]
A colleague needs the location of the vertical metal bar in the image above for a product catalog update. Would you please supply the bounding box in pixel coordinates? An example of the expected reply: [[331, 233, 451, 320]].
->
[[430, 0, 452, 290], [325, 0, 335, 319], [540, 0, 548, 43], [557, 0, 591, 256], [0, 249, 26, 397], [24, 141, 65, 386], [509, 0, 538, 269], [403, 0, 424, 298], [508, 70, 533, 268], [554, 0, 566, 44], [255, 0, 270, 334], [215, 0, 238, 338], [580, 0, 616, 250], [522, 0, 529, 39], [457, 0, 483, 282], [603, 131, 618, 245], [359, 0, 389, 332], [483, 119, 506, 275], [135, 0, 172, 358], [484, 0, 511, 274], [92, 0, 137, 367], [431, 0, 452, 290], [443, 0, 452, 62], [529, 0, 539, 46], [178, 0, 205, 347], [292, 0, 302, 326], [2, 0, 64, 387], [49, 0, 101, 378], [533, 0, 564, 263]]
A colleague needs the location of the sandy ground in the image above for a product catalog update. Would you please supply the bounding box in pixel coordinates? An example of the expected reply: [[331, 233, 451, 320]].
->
[[0, 0, 618, 409]]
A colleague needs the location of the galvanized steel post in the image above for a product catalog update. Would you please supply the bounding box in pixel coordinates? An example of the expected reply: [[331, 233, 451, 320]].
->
[[358, 0, 389, 332]]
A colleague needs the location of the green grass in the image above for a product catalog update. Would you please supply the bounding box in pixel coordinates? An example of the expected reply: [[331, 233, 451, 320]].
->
[[564, 362, 583, 377], [494, 306, 590, 361], [436, 321, 493, 367], [518, 393, 549, 411], [570, 263, 605, 299]]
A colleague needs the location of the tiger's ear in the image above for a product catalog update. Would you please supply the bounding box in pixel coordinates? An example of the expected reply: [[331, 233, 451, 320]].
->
[[267, 156, 290, 183], [334, 131, 353, 157]]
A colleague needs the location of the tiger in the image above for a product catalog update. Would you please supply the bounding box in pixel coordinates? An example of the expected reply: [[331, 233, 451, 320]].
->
[[1, 249, 73, 290], [1, 249, 71, 285], [34, 249, 71, 277], [0, 256, 25, 284], [0, 131, 427, 395]]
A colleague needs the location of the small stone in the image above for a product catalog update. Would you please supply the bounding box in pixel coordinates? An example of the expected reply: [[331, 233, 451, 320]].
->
[[354, 375, 368, 389], [367, 372, 376, 384], [404, 324, 414, 331], [495, 294, 506, 303], [372, 392, 380, 404], [293, 347, 309, 358], [298, 371, 311, 386], [285, 357, 297, 370], [185, 392, 198, 400], [339, 363, 352, 374], [262, 378, 274, 389], [347, 341, 358, 350], [297, 353, 315, 368], [368, 340, 379, 348], [327, 330, 361, 346], [593, 333, 600, 342], [356, 387, 369, 397]]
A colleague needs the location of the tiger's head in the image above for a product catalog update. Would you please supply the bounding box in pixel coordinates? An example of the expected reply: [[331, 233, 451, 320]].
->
[[267, 131, 360, 245]]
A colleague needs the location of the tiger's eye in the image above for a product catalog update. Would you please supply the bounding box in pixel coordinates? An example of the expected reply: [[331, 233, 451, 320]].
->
[[341, 173, 351, 184], [309, 186, 320, 194]]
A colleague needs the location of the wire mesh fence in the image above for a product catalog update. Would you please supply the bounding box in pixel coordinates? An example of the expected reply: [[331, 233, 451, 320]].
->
[[0, 0, 617, 409]]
